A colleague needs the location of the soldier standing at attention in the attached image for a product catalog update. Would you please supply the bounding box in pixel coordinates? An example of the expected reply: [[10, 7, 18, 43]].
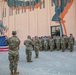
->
[[39, 37, 43, 51], [34, 36, 40, 58], [6, 31, 20, 75], [68, 34, 75, 52], [53, 35, 56, 50], [56, 35, 61, 50], [24, 35, 33, 62], [61, 35, 66, 52], [64, 35, 69, 49], [49, 36, 54, 51], [43, 37, 48, 51]]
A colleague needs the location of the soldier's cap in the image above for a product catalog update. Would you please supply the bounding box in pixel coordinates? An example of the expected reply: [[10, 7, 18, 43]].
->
[[12, 31, 16, 35], [27, 35, 31, 39]]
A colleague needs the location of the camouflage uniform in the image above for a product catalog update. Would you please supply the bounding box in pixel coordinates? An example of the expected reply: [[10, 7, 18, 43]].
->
[[61, 37, 66, 52], [6, 31, 20, 75], [39, 38, 43, 51], [41, 38, 44, 50], [56, 36, 61, 50], [53, 35, 56, 50], [43, 38, 48, 51], [49, 38, 54, 51], [69, 35, 74, 52], [34, 36, 40, 58], [64, 35, 69, 49], [24, 38, 33, 62]]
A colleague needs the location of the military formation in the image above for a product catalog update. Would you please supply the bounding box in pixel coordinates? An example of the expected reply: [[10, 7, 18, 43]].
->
[[31, 34, 74, 52], [6, 31, 75, 75]]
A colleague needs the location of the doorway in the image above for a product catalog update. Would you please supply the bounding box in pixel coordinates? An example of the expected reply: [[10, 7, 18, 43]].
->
[[51, 25, 60, 36]]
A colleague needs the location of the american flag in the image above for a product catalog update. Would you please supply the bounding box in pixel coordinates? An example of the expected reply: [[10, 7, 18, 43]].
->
[[0, 46, 9, 52], [0, 36, 9, 52]]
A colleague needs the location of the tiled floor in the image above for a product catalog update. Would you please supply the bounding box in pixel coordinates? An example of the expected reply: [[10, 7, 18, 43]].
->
[[0, 46, 76, 75]]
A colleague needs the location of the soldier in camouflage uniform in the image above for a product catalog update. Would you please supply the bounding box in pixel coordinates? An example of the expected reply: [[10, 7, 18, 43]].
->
[[53, 35, 56, 50], [41, 37, 44, 50], [55, 36, 61, 50], [34, 36, 40, 58], [6, 31, 20, 75], [68, 34, 75, 52], [64, 35, 69, 49], [49, 37, 54, 51], [61, 36, 66, 52], [24, 35, 33, 62], [39, 37, 43, 51], [43, 37, 48, 51]]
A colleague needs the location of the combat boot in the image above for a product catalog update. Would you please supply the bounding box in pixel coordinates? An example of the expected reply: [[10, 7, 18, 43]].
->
[[14, 70, 19, 75], [35, 54, 38, 58], [62, 49, 65, 52], [10, 70, 14, 75], [27, 60, 29, 62], [29, 60, 33, 62], [70, 49, 73, 52]]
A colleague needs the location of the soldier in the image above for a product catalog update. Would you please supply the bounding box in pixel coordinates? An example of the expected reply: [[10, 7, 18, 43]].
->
[[55, 36, 61, 50], [49, 36, 54, 51], [53, 35, 56, 50], [6, 31, 20, 75], [24, 35, 33, 62], [31, 37, 35, 50], [61, 35, 66, 52], [43, 37, 48, 51], [34, 36, 40, 58], [64, 35, 69, 49], [41, 37, 44, 50], [39, 37, 43, 51], [68, 34, 75, 52]]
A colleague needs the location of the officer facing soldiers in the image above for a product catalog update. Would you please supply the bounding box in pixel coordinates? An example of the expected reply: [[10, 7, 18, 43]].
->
[[68, 34, 75, 52], [24, 35, 33, 62], [6, 31, 20, 75]]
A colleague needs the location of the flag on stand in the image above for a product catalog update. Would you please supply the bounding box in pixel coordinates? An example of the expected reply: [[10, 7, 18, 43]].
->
[[0, 36, 9, 52]]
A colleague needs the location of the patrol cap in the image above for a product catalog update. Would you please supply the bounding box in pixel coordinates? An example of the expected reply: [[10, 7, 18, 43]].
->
[[12, 31, 16, 35], [27, 35, 31, 39]]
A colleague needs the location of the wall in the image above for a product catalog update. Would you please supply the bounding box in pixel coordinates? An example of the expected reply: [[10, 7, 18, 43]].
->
[[50, 0, 76, 39], [0, 0, 76, 45], [0, 0, 51, 45]]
